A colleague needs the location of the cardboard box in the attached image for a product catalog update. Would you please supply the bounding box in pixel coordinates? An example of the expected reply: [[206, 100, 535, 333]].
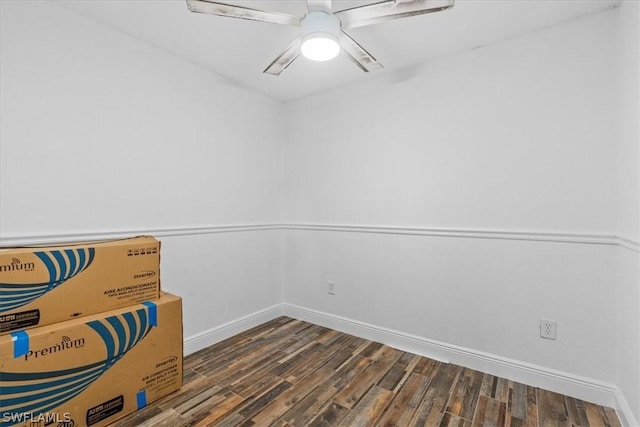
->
[[0, 236, 160, 334], [0, 292, 183, 427]]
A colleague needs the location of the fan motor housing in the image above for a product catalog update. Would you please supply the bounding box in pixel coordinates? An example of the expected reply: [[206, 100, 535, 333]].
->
[[301, 10, 340, 37]]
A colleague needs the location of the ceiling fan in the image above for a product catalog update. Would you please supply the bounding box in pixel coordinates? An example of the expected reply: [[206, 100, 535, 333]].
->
[[186, 0, 454, 75]]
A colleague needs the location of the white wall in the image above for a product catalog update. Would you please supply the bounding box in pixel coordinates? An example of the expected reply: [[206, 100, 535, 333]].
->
[[285, 14, 617, 232], [0, 1, 285, 341], [284, 8, 621, 402], [616, 1, 640, 424]]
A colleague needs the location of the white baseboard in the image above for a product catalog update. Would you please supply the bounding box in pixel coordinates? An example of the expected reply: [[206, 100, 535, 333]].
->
[[183, 304, 284, 356], [281, 304, 621, 413], [616, 387, 640, 427]]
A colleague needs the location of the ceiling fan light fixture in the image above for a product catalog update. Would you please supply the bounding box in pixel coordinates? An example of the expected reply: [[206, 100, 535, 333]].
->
[[299, 10, 340, 62], [187, 0, 454, 75], [301, 32, 340, 61]]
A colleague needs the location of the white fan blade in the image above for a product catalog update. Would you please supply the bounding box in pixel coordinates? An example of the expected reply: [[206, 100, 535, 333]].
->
[[264, 39, 302, 76], [335, 0, 454, 29], [306, 0, 332, 12], [340, 31, 383, 73], [186, 0, 300, 26]]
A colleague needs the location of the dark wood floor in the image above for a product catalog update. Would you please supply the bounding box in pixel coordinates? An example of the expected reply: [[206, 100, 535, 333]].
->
[[111, 317, 621, 427]]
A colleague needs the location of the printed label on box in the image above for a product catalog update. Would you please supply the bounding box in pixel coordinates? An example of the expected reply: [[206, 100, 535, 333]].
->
[[86, 395, 124, 426], [0, 309, 40, 333]]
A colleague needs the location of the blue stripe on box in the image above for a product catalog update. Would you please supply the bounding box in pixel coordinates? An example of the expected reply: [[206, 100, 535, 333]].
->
[[136, 390, 147, 409], [11, 331, 29, 358], [142, 301, 157, 326]]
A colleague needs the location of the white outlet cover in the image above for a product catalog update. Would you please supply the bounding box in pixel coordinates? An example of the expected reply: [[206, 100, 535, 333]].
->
[[540, 319, 557, 340], [328, 281, 335, 295]]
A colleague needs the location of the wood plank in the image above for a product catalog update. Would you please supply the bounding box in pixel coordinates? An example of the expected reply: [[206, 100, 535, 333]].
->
[[479, 373, 509, 403], [337, 385, 394, 427], [323, 345, 361, 371], [216, 350, 289, 390], [192, 319, 310, 374], [237, 381, 293, 419], [250, 366, 335, 425], [112, 408, 186, 427], [537, 389, 570, 427], [283, 324, 329, 354], [505, 381, 537, 427], [182, 368, 203, 386], [441, 412, 473, 427], [470, 393, 487, 427], [409, 364, 463, 426], [446, 368, 485, 420], [207, 412, 245, 427], [267, 343, 324, 378], [330, 354, 373, 390], [193, 392, 245, 426], [333, 345, 402, 408], [181, 326, 258, 370], [173, 385, 223, 415], [413, 357, 441, 377], [278, 380, 339, 426], [231, 362, 287, 398], [471, 395, 506, 427], [315, 329, 341, 345], [525, 385, 538, 427], [360, 342, 384, 358], [282, 347, 392, 426], [604, 407, 623, 427], [284, 340, 347, 383], [307, 403, 350, 427], [494, 377, 510, 403], [378, 352, 415, 391], [566, 396, 590, 426], [155, 377, 215, 411], [376, 372, 432, 427], [109, 407, 164, 427], [181, 390, 237, 421], [584, 401, 622, 427]]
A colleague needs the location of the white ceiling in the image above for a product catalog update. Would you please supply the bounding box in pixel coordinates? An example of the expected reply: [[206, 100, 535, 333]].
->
[[55, 0, 619, 101]]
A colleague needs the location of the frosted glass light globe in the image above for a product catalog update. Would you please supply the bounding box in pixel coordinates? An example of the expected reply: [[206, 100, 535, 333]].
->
[[301, 33, 340, 61]]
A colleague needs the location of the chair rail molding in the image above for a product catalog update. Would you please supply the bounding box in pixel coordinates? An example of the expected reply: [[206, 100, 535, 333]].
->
[[2, 222, 637, 250], [0, 224, 283, 246]]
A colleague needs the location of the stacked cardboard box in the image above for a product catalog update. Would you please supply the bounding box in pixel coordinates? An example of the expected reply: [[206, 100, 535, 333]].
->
[[0, 236, 161, 333], [0, 237, 183, 427]]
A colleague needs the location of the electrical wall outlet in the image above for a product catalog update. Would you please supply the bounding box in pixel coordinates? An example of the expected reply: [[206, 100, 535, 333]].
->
[[540, 319, 557, 340], [327, 281, 335, 295]]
